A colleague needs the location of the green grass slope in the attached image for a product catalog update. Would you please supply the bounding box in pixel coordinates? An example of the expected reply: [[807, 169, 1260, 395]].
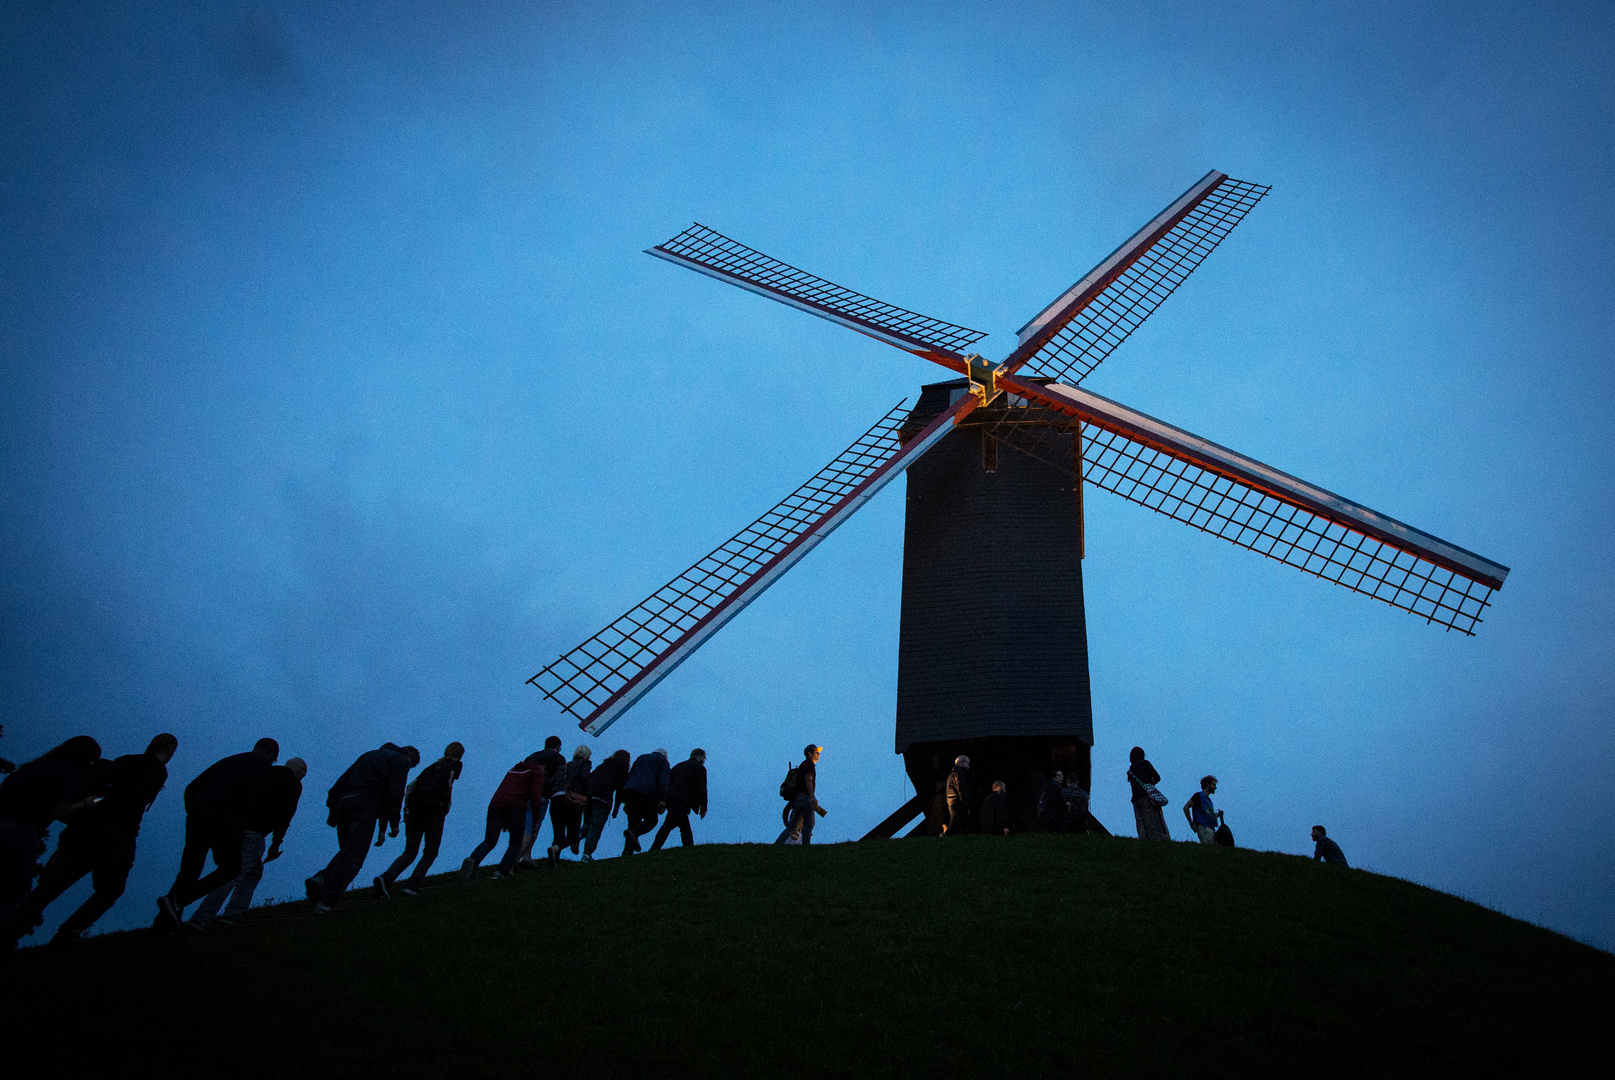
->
[[4, 836, 1611, 1077]]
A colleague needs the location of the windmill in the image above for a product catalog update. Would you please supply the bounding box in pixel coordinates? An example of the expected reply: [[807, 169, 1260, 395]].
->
[[529, 170, 1509, 836]]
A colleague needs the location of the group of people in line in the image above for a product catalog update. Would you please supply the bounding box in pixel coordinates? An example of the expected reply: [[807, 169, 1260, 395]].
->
[[1, 730, 1351, 949], [0, 731, 710, 948]]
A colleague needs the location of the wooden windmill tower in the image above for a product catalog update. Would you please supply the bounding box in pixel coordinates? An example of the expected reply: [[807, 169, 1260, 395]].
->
[[531, 170, 1510, 834]]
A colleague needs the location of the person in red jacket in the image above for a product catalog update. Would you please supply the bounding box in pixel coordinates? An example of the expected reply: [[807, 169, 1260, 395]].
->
[[460, 759, 546, 880]]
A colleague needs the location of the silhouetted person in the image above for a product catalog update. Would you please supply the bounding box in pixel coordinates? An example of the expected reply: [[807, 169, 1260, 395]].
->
[[980, 781, 1010, 836], [461, 756, 546, 880], [0, 736, 103, 947], [189, 756, 305, 928], [547, 745, 591, 865], [1312, 825, 1348, 867], [1038, 771, 1068, 833], [652, 749, 708, 850], [378, 742, 463, 896], [943, 755, 973, 836], [1183, 775, 1222, 845], [1063, 777, 1091, 834], [158, 737, 278, 930], [306, 742, 418, 911], [582, 749, 631, 861], [621, 749, 670, 855], [517, 736, 566, 866], [786, 744, 821, 845], [1127, 746, 1170, 841]]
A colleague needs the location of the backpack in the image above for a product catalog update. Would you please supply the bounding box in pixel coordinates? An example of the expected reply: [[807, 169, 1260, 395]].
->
[[779, 762, 799, 802], [1214, 820, 1235, 847], [408, 760, 453, 815]]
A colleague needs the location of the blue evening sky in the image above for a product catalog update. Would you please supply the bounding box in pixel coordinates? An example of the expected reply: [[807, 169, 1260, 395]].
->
[[3, 1, 1612, 949]]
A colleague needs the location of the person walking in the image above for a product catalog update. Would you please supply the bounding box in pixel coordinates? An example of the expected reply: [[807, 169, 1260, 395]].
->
[[785, 744, 822, 845], [942, 755, 974, 836], [1126, 746, 1171, 841], [377, 742, 463, 896], [517, 737, 566, 866], [1183, 775, 1222, 845], [188, 756, 305, 928], [581, 749, 630, 861], [305, 742, 418, 912], [461, 756, 546, 880], [1038, 771, 1068, 833], [620, 749, 670, 855], [158, 738, 279, 930], [546, 745, 591, 866], [980, 781, 1010, 836], [651, 749, 708, 850], [1312, 826, 1349, 867], [0, 736, 104, 947]]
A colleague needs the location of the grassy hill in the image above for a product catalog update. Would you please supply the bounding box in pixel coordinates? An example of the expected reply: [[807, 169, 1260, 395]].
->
[[4, 835, 1611, 1077]]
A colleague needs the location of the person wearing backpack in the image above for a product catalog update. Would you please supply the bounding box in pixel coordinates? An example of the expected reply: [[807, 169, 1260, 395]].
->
[[1182, 775, 1223, 845], [546, 745, 592, 866], [785, 744, 821, 845], [376, 741, 463, 897], [1126, 746, 1171, 841]]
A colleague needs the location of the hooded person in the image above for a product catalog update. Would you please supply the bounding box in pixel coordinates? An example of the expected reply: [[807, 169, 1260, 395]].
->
[[305, 742, 418, 911]]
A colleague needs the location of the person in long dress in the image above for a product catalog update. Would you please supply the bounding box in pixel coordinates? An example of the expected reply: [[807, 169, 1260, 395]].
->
[[1127, 746, 1170, 841]]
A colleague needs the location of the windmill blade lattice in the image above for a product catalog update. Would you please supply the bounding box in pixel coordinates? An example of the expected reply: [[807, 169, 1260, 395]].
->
[[531, 395, 972, 732], [983, 378, 1507, 635], [649, 224, 988, 358], [1005, 174, 1271, 385]]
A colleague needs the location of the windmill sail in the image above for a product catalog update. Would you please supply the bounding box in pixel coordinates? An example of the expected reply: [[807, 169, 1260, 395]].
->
[[531, 394, 977, 734], [648, 224, 987, 359], [990, 376, 1508, 634], [1003, 171, 1271, 385]]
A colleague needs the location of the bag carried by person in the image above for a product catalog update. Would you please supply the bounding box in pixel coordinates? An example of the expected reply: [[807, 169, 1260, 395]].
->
[[779, 762, 800, 802], [1214, 820, 1235, 847], [1129, 768, 1169, 806]]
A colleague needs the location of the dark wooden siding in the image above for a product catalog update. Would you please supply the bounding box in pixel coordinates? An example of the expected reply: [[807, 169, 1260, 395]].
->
[[895, 381, 1094, 752]]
